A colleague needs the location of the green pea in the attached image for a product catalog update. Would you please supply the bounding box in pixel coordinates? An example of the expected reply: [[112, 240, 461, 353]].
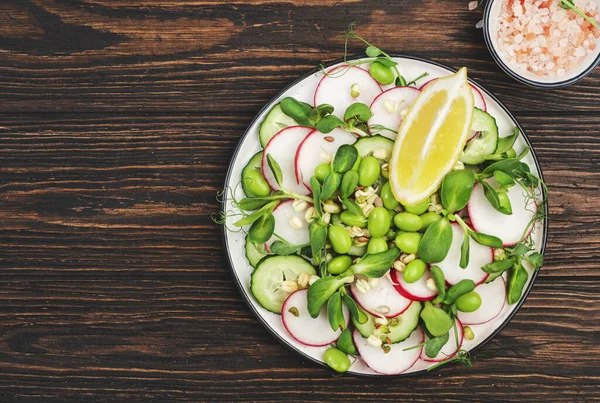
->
[[314, 163, 331, 182], [323, 347, 351, 373], [340, 211, 367, 228], [381, 182, 400, 210], [403, 259, 427, 283], [419, 212, 442, 232], [367, 207, 390, 238], [403, 198, 430, 215], [328, 255, 352, 275], [328, 225, 352, 254], [369, 61, 395, 85], [456, 291, 482, 312], [393, 212, 423, 232], [367, 237, 388, 254], [244, 169, 270, 197], [358, 156, 380, 187], [394, 231, 422, 254]]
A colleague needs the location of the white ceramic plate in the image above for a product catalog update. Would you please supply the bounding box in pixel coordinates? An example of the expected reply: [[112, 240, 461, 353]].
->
[[222, 56, 548, 376]]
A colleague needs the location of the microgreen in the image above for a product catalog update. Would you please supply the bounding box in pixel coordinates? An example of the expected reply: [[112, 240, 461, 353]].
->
[[327, 291, 346, 331], [559, 0, 599, 28], [350, 248, 401, 278], [417, 218, 453, 263]]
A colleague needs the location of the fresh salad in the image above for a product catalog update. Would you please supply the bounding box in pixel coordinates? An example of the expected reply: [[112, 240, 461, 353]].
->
[[219, 26, 547, 375]]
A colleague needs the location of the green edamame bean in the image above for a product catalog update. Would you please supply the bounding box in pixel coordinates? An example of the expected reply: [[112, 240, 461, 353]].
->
[[403, 259, 427, 283], [456, 291, 482, 312], [358, 156, 380, 187], [369, 61, 395, 85], [340, 211, 367, 228], [393, 212, 423, 232], [381, 182, 400, 210], [328, 225, 352, 254], [314, 163, 331, 182], [419, 212, 442, 232], [328, 255, 352, 275], [367, 237, 388, 254], [403, 198, 430, 215], [323, 347, 351, 373], [367, 207, 390, 238], [394, 231, 422, 254], [244, 169, 270, 197]]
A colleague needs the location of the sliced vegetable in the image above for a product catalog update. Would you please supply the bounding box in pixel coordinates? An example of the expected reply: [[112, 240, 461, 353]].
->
[[259, 103, 298, 147]]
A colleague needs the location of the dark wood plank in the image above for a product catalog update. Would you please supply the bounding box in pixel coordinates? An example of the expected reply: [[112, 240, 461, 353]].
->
[[0, 0, 599, 401]]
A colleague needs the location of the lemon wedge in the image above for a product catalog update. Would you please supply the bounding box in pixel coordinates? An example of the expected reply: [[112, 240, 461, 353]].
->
[[389, 67, 474, 205]]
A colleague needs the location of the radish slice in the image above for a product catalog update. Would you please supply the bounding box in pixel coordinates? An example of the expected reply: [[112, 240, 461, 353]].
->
[[282, 289, 349, 347], [420, 79, 486, 140], [294, 128, 356, 189], [420, 319, 464, 362], [458, 277, 506, 325], [435, 223, 492, 286], [314, 65, 383, 119], [266, 200, 310, 248], [390, 268, 437, 302], [468, 181, 537, 246], [353, 327, 424, 375], [351, 276, 412, 318], [262, 126, 314, 195], [367, 87, 421, 139]]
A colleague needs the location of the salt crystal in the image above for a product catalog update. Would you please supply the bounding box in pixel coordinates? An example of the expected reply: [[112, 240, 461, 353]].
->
[[546, 62, 555, 69], [557, 68, 566, 77], [468, 1, 478, 10], [560, 38, 568, 47], [476, 19, 484, 29], [514, 33, 524, 44]]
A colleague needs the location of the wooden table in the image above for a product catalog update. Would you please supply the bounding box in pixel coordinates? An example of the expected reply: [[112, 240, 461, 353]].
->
[[1, 0, 599, 401]]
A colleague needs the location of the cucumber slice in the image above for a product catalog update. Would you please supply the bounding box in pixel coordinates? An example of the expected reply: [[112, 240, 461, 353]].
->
[[353, 300, 422, 343], [259, 103, 298, 148], [245, 236, 268, 267], [460, 108, 499, 165], [353, 135, 395, 161], [241, 151, 265, 197], [250, 255, 317, 314]]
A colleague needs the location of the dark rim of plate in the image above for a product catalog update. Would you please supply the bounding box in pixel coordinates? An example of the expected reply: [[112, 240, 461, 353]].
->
[[483, 0, 600, 88], [220, 54, 549, 377]]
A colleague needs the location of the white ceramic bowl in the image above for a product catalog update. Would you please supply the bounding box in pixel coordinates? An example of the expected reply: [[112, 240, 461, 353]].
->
[[222, 56, 548, 376], [484, 0, 600, 87]]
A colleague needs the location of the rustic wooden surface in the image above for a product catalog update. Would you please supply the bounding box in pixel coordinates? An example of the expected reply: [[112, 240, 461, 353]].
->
[[0, 0, 599, 401]]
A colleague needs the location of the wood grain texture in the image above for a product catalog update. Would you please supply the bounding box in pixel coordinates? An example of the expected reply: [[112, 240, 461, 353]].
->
[[0, 0, 599, 401]]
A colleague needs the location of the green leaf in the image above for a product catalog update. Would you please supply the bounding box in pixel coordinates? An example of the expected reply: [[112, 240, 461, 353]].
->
[[443, 279, 476, 305], [270, 240, 297, 256], [516, 146, 530, 161], [425, 332, 450, 358], [337, 327, 357, 355], [482, 258, 514, 274], [309, 222, 327, 263], [309, 176, 323, 217], [481, 181, 501, 211], [374, 57, 398, 68], [233, 200, 280, 227], [418, 218, 453, 263], [507, 261, 528, 304], [350, 248, 401, 278], [340, 170, 359, 199], [332, 145, 359, 174], [430, 266, 446, 304], [526, 252, 544, 269], [321, 172, 341, 200], [495, 127, 519, 155], [327, 292, 346, 331], [469, 230, 503, 248], [484, 271, 504, 284], [316, 115, 345, 134], [343, 295, 368, 324], [266, 154, 284, 189], [420, 301, 454, 337], [395, 75, 407, 87], [509, 243, 533, 257], [460, 230, 470, 269], [345, 200, 365, 218], [343, 103, 373, 123], [307, 276, 347, 318], [482, 158, 521, 177], [365, 45, 382, 57], [280, 97, 314, 126], [493, 170, 515, 186], [248, 213, 275, 244], [237, 195, 287, 211], [440, 170, 475, 213], [497, 190, 513, 215]]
